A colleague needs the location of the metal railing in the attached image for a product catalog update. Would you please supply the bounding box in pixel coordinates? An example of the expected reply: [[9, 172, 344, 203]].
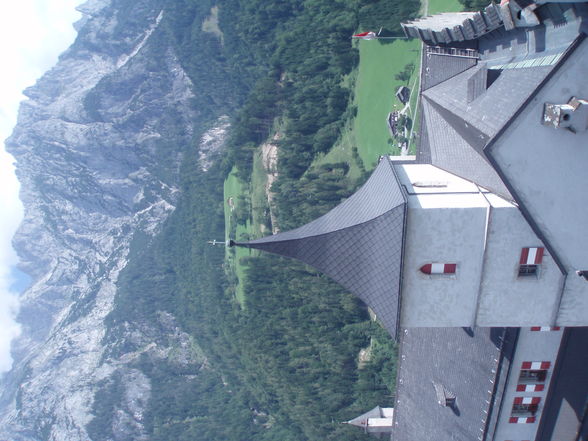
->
[[426, 46, 479, 59]]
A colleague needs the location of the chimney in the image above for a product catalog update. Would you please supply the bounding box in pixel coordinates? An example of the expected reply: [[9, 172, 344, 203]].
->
[[542, 97, 588, 133]]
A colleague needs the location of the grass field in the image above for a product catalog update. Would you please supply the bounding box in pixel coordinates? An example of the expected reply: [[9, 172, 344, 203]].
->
[[354, 38, 421, 168], [427, 0, 463, 15], [224, 167, 256, 307], [250, 150, 270, 236], [315, 118, 364, 179]]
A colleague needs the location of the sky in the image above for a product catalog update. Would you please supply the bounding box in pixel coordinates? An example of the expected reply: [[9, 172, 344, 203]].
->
[[0, 1, 82, 375]]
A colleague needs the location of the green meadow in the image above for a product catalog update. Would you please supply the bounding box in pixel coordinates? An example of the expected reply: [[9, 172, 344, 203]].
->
[[427, 0, 463, 15], [354, 38, 421, 168], [223, 166, 255, 307]]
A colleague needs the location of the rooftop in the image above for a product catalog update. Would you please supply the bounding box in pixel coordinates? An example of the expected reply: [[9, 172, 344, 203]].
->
[[392, 327, 517, 441]]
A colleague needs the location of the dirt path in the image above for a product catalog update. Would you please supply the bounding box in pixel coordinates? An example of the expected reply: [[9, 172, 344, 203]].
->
[[261, 134, 280, 234]]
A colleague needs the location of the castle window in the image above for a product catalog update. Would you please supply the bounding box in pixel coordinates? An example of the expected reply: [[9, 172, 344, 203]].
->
[[519, 369, 547, 383], [512, 402, 538, 415], [519, 361, 550, 384], [511, 397, 541, 417], [420, 263, 456, 275], [518, 247, 544, 277], [518, 264, 538, 276]]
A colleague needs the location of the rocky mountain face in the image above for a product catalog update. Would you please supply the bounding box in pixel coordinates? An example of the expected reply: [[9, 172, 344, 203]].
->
[[0, 0, 228, 439]]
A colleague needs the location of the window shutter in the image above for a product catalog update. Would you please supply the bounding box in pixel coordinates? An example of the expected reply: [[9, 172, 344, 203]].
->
[[520, 247, 544, 264], [420, 263, 457, 274]]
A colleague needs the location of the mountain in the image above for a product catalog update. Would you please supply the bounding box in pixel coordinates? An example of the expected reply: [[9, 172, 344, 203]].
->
[[0, 1, 229, 439]]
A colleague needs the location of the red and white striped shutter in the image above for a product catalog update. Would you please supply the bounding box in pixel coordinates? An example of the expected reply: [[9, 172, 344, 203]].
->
[[530, 326, 560, 331], [517, 384, 545, 392], [520, 247, 544, 265], [509, 417, 536, 424], [513, 396, 541, 405], [521, 361, 551, 370], [420, 263, 457, 274], [510, 397, 541, 423]]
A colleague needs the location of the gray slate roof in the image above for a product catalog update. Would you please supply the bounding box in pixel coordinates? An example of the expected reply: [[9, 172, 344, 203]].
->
[[423, 63, 555, 140], [233, 157, 406, 339], [415, 2, 587, 200], [421, 52, 477, 91], [392, 327, 516, 441], [420, 95, 513, 199]]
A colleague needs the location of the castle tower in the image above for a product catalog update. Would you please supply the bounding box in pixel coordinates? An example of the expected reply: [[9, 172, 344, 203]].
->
[[232, 157, 407, 339], [345, 406, 394, 439]]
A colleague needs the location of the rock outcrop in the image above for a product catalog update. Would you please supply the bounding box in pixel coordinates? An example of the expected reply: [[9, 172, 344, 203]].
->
[[0, 0, 226, 439]]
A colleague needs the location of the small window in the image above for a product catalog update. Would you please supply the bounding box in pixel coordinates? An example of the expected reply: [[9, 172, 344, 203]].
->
[[420, 263, 457, 275], [518, 264, 538, 277], [512, 403, 538, 416], [519, 369, 547, 383]]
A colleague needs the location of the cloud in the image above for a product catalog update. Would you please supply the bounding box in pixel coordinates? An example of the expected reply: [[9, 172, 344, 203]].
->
[[0, 147, 24, 375], [0, 1, 81, 375]]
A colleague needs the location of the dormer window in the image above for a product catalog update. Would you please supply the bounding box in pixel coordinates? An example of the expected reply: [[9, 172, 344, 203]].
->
[[433, 382, 456, 407]]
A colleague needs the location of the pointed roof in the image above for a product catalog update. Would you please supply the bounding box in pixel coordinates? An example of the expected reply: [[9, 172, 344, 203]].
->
[[346, 406, 394, 438], [421, 50, 477, 91], [346, 406, 388, 428], [422, 63, 557, 141], [232, 157, 406, 339], [420, 95, 513, 199]]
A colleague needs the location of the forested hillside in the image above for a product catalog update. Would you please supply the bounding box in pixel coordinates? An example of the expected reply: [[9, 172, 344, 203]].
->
[[105, 0, 419, 440]]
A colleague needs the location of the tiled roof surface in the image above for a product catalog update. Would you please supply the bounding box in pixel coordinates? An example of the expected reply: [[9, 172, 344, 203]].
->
[[421, 53, 478, 91], [421, 97, 512, 199], [423, 63, 555, 139], [393, 327, 516, 441]]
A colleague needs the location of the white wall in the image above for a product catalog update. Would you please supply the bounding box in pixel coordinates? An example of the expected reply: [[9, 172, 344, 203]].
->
[[397, 164, 563, 327], [401, 194, 488, 326], [477, 195, 564, 326]]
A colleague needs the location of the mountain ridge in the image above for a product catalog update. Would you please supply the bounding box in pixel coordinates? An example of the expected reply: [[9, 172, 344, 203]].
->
[[0, 0, 216, 438]]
